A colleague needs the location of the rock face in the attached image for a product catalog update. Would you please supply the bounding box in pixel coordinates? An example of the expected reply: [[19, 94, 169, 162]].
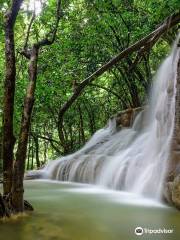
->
[[115, 107, 143, 128], [172, 175, 180, 210], [114, 55, 180, 210], [164, 49, 180, 209], [170, 57, 180, 176], [164, 175, 180, 210]]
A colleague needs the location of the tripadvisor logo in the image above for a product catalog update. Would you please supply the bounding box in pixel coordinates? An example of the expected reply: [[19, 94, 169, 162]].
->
[[134, 226, 174, 236], [135, 227, 144, 236]]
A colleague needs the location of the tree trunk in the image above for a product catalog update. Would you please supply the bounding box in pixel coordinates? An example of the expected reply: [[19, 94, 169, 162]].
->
[[1, 0, 61, 216], [57, 117, 69, 154], [12, 46, 38, 212], [33, 135, 40, 168], [0, 128, 2, 174], [2, 0, 23, 195], [27, 139, 31, 170], [78, 104, 85, 145], [31, 142, 34, 170], [83, 101, 96, 135], [44, 140, 48, 164]]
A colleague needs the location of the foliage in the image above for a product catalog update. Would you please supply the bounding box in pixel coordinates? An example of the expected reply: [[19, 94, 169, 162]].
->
[[0, 0, 179, 169]]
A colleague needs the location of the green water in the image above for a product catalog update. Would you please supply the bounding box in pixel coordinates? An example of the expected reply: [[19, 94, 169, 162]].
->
[[0, 180, 180, 240]]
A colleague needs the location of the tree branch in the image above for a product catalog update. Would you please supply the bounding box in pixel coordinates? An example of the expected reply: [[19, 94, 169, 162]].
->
[[35, 0, 61, 48], [23, 12, 35, 50], [58, 12, 180, 123], [90, 83, 127, 107], [90, 83, 121, 98], [30, 133, 60, 145], [30, 133, 61, 154], [5, 0, 23, 27], [20, 0, 61, 59]]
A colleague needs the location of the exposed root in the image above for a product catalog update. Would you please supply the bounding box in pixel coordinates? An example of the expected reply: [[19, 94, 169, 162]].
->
[[0, 193, 33, 218], [24, 200, 34, 211], [0, 193, 10, 217]]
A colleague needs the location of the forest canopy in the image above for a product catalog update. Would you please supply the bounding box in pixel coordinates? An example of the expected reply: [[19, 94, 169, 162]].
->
[[0, 0, 179, 172]]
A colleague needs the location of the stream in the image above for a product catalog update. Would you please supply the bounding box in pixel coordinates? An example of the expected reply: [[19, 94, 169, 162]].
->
[[0, 180, 180, 240]]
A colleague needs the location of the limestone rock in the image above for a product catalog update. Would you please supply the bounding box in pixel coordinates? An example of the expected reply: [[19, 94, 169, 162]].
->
[[163, 181, 173, 204], [115, 107, 143, 128], [171, 175, 180, 210], [164, 173, 180, 210]]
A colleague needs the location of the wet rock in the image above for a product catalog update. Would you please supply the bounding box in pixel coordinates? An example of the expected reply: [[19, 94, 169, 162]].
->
[[167, 81, 174, 97], [171, 175, 180, 210], [163, 182, 173, 205], [164, 173, 180, 210], [116, 109, 133, 128], [115, 107, 143, 128]]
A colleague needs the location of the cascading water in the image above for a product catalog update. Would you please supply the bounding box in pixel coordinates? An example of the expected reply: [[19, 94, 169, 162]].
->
[[32, 36, 180, 200]]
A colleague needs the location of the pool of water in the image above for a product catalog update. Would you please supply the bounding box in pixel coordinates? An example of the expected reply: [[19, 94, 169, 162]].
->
[[0, 180, 180, 240]]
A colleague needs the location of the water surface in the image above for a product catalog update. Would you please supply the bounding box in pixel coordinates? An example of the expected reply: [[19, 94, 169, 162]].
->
[[0, 180, 180, 240]]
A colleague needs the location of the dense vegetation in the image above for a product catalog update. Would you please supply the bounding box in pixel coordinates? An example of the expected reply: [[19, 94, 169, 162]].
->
[[0, 0, 179, 214]]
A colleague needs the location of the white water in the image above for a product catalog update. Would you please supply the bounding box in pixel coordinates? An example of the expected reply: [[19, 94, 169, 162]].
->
[[31, 37, 180, 200]]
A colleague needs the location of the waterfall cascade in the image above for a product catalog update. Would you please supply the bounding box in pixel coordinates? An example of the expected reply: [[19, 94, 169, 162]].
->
[[33, 37, 180, 200]]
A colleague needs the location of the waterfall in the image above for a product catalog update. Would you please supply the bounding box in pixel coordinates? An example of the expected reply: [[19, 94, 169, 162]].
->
[[31, 36, 180, 200]]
